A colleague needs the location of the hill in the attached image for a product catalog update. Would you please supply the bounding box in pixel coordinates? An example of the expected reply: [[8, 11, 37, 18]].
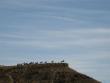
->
[[0, 62, 101, 83]]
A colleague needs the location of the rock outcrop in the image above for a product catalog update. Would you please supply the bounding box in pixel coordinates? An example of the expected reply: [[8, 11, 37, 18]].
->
[[0, 63, 101, 83]]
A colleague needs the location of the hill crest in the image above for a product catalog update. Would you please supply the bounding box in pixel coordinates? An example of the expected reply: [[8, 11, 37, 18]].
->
[[0, 62, 101, 83]]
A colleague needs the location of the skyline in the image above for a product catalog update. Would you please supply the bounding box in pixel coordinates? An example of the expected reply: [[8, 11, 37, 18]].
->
[[0, 0, 110, 83]]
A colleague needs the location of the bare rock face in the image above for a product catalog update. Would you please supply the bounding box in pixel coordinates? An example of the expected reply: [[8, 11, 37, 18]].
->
[[0, 63, 101, 83]]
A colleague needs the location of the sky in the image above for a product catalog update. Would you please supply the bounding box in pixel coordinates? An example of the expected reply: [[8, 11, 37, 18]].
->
[[0, 0, 110, 83]]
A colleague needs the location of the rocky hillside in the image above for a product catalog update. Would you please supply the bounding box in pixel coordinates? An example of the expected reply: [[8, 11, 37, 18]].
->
[[0, 62, 101, 83]]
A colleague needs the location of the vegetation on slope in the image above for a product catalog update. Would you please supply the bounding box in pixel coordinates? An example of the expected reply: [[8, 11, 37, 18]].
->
[[0, 62, 101, 83]]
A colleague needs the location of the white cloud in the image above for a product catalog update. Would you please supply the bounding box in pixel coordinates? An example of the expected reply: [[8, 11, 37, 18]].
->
[[0, 28, 110, 49], [48, 15, 80, 22]]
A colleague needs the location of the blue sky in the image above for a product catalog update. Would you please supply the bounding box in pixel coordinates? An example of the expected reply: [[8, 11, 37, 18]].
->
[[0, 0, 110, 82]]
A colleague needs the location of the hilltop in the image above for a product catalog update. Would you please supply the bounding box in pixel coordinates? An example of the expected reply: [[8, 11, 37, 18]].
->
[[0, 62, 101, 83]]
